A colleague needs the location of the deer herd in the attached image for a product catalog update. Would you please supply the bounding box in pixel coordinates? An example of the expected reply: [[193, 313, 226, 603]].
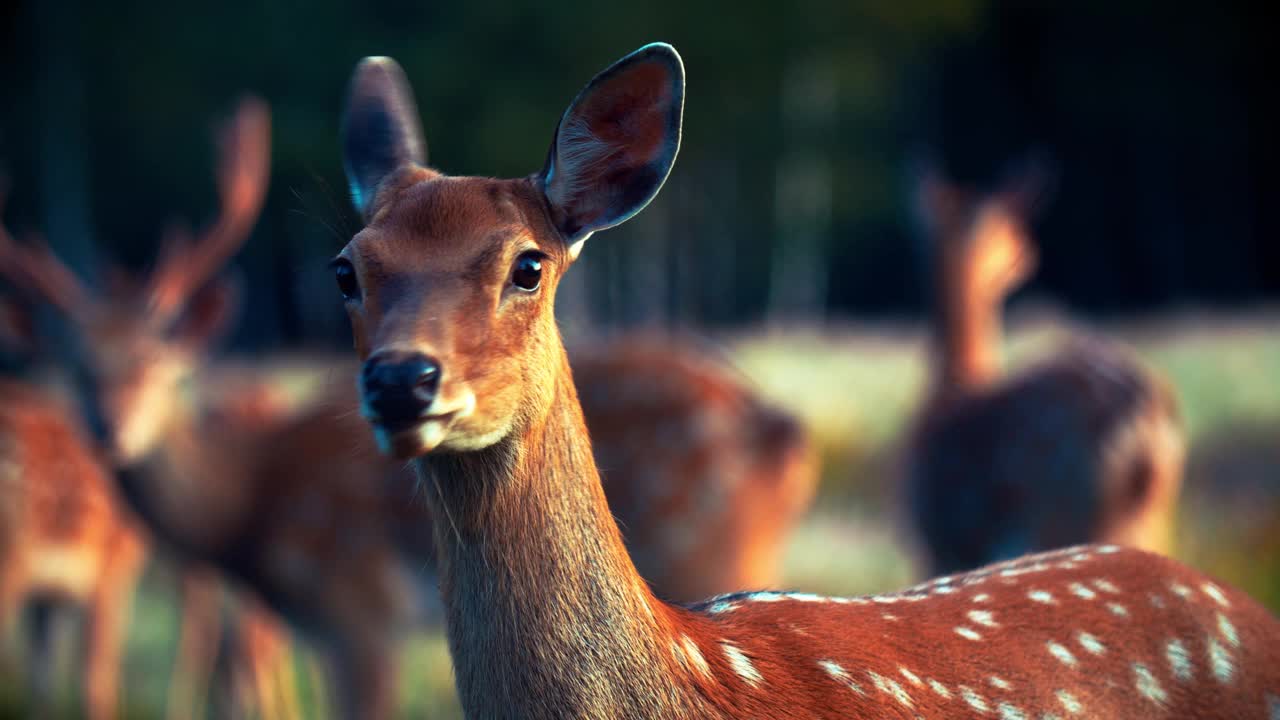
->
[[0, 42, 1276, 719]]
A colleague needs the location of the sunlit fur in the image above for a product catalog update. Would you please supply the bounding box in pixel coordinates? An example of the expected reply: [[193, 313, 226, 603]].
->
[[340, 170, 573, 458]]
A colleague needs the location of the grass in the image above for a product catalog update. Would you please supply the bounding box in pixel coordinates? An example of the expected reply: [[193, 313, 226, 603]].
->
[[3, 308, 1278, 717]]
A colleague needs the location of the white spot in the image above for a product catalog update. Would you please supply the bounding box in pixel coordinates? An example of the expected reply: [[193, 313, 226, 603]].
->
[[955, 627, 983, 641], [934, 575, 956, 586], [819, 659, 846, 679], [818, 659, 865, 695], [1056, 689, 1083, 714], [927, 679, 951, 699], [1149, 593, 1166, 609], [1209, 637, 1234, 683], [721, 643, 761, 687], [1068, 582, 1097, 600], [707, 602, 737, 614], [959, 686, 988, 712], [1029, 590, 1056, 604], [787, 592, 827, 603], [873, 596, 900, 605], [867, 670, 914, 707], [900, 667, 923, 687], [1070, 552, 1091, 562], [1096, 544, 1121, 554], [989, 676, 1012, 690], [882, 613, 899, 621], [973, 593, 991, 603], [934, 585, 957, 595], [680, 636, 710, 677], [1166, 639, 1192, 680], [1091, 579, 1120, 594], [998, 702, 1028, 720], [748, 592, 783, 603], [1107, 602, 1129, 617], [1202, 583, 1230, 608], [968, 610, 999, 628], [1047, 641, 1078, 667], [1217, 613, 1239, 647], [1041, 714, 1063, 720], [1133, 663, 1167, 704], [1169, 582, 1192, 599], [1077, 632, 1105, 655]]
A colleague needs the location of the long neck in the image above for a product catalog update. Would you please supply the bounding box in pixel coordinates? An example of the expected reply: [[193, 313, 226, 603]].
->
[[417, 346, 703, 719], [929, 262, 1004, 400], [114, 396, 256, 563]]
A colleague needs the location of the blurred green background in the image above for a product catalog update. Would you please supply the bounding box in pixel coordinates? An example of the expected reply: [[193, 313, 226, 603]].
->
[[1, 0, 1276, 717]]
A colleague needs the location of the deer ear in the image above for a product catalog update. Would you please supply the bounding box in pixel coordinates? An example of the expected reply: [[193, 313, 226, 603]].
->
[[540, 43, 684, 248], [909, 154, 962, 236], [997, 150, 1057, 220], [342, 57, 427, 220], [173, 276, 241, 351]]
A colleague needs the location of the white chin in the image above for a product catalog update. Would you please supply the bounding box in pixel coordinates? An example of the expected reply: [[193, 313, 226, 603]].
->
[[374, 420, 449, 459]]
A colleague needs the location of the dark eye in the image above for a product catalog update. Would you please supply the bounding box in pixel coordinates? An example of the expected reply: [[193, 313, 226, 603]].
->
[[511, 252, 543, 292], [332, 259, 360, 300]]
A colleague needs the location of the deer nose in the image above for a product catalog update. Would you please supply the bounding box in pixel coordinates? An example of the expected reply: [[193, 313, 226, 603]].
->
[[360, 351, 442, 430]]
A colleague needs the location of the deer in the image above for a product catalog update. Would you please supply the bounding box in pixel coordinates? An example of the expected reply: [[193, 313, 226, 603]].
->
[[573, 333, 817, 602], [9, 102, 821, 717], [0, 378, 147, 720], [3, 97, 440, 720], [0, 101, 305, 719], [323, 42, 1280, 718], [904, 160, 1186, 577]]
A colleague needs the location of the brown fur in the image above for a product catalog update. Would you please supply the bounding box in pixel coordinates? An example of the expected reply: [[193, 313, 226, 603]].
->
[[573, 334, 817, 601], [0, 379, 146, 720], [907, 172, 1185, 575], [336, 49, 1278, 717]]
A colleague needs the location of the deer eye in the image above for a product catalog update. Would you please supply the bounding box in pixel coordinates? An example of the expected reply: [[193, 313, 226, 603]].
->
[[331, 258, 360, 301], [511, 252, 543, 292]]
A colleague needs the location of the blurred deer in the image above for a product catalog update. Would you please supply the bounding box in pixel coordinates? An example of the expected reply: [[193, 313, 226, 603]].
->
[[904, 158, 1185, 576], [0, 377, 147, 720], [573, 333, 818, 601], [0, 102, 302, 719], [0, 98, 434, 720]]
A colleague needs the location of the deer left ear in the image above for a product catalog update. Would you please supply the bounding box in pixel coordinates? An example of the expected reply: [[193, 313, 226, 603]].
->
[[342, 57, 427, 221], [540, 43, 685, 251]]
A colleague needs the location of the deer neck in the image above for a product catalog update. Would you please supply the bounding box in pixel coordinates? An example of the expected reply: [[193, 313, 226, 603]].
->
[[113, 387, 256, 563], [930, 267, 1004, 400], [416, 345, 703, 719]]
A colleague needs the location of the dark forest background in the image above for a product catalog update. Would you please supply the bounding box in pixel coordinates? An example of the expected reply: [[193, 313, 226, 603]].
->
[[1, 0, 1274, 353]]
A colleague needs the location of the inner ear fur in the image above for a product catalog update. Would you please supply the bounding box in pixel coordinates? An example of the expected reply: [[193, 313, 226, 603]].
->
[[540, 43, 685, 244]]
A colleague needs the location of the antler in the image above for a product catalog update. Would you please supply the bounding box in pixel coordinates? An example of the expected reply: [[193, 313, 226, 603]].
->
[[146, 96, 271, 322], [0, 178, 92, 317]]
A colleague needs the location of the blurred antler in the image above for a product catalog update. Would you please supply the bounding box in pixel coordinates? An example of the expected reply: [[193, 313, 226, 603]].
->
[[0, 177, 92, 317], [146, 96, 271, 322]]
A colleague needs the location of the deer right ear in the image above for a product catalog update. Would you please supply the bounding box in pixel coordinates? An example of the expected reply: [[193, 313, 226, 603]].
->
[[342, 57, 427, 221], [539, 43, 685, 254]]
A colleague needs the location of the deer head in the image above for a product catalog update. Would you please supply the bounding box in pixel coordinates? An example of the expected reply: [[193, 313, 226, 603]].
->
[[335, 45, 684, 459], [0, 98, 271, 461], [914, 154, 1052, 306]]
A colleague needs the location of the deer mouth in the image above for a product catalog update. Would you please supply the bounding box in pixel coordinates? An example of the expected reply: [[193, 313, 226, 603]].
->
[[369, 412, 457, 459]]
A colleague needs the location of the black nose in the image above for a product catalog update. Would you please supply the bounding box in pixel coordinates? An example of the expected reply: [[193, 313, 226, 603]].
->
[[360, 351, 441, 431]]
